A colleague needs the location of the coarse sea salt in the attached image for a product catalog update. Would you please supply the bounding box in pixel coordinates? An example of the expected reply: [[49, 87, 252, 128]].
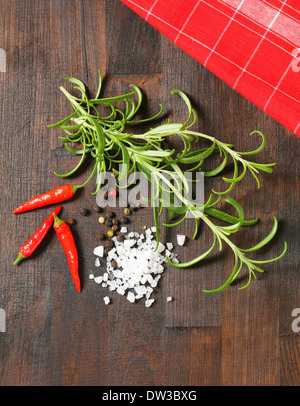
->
[[177, 234, 186, 246], [93, 246, 104, 257], [91, 227, 179, 307], [103, 296, 110, 305]]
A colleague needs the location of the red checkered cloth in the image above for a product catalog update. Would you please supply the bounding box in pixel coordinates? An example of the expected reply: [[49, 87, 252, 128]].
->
[[120, 0, 300, 137]]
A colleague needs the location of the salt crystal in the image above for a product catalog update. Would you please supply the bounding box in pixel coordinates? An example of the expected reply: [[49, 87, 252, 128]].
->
[[166, 242, 173, 250], [177, 234, 186, 246], [89, 274, 94, 279], [166, 296, 173, 302], [95, 257, 100, 267], [108, 281, 117, 291], [120, 226, 127, 233], [171, 257, 180, 263], [145, 299, 155, 307], [93, 246, 104, 257], [134, 285, 147, 295], [117, 286, 126, 295], [94, 276, 103, 284], [103, 296, 110, 305], [127, 291, 135, 303], [151, 226, 156, 232], [124, 239, 135, 248], [157, 242, 165, 253]]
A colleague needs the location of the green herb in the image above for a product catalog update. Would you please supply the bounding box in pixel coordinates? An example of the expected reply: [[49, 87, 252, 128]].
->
[[47, 70, 287, 293]]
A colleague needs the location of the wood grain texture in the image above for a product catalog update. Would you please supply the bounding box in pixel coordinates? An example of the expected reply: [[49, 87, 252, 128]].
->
[[0, 0, 299, 386]]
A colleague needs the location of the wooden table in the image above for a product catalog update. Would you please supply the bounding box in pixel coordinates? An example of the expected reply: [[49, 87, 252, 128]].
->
[[0, 0, 299, 386]]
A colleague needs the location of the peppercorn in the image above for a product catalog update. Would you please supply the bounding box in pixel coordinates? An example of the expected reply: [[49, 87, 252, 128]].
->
[[136, 202, 141, 209], [93, 204, 101, 213], [104, 247, 110, 256], [96, 233, 105, 240], [111, 259, 117, 269], [141, 225, 147, 230], [116, 234, 125, 242], [119, 216, 128, 224], [107, 229, 114, 238], [124, 208, 130, 215], [67, 217, 76, 225], [112, 218, 119, 225], [112, 225, 118, 232], [109, 189, 117, 197], [105, 219, 112, 227], [79, 207, 88, 216], [106, 210, 113, 218], [105, 239, 114, 248], [99, 216, 105, 224]]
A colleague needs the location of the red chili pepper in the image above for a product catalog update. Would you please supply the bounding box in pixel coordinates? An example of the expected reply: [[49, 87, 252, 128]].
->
[[52, 213, 80, 292], [13, 184, 79, 214], [14, 206, 62, 265]]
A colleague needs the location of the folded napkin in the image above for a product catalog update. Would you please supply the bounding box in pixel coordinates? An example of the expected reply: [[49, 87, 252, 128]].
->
[[120, 0, 300, 137]]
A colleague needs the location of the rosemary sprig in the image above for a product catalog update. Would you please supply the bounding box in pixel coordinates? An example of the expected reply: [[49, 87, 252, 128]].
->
[[47, 70, 287, 293]]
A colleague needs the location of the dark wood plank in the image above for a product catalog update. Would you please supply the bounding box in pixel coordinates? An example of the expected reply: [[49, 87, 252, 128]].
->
[[0, 0, 299, 387]]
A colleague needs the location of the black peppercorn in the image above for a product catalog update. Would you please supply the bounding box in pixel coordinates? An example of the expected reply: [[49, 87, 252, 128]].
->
[[111, 259, 117, 269], [112, 218, 119, 225], [96, 233, 105, 240], [79, 208, 88, 216], [67, 217, 75, 225], [93, 204, 101, 213], [105, 239, 114, 248], [119, 216, 128, 224], [105, 219, 112, 227], [116, 234, 125, 242], [106, 210, 114, 218]]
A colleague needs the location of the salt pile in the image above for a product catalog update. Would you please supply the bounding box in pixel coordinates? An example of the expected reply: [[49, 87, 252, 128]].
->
[[91, 228, 181, 306]]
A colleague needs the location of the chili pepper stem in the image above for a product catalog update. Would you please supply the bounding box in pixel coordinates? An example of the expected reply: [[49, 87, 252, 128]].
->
[[14, 252, 25, 266], [71, 185, 80, 193], [52, 212, 64, 226]]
